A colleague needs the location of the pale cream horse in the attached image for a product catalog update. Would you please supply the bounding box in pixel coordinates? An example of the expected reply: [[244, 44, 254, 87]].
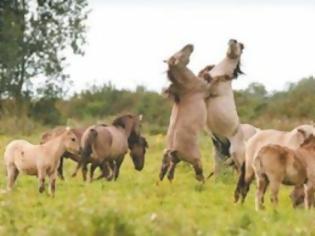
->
[[234, 124, 315, 203], [4, 128, 80, 195], [198, 39, 245, 174]]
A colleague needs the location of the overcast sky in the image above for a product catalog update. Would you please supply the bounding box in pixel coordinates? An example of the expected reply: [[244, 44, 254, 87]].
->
[[67, 0, 315, 94]]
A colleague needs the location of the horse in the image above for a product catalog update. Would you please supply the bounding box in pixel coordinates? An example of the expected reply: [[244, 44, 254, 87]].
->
[[253, 135, 315, 210], [234, 124, 315, 203], [4, 127, 80, 196], [198, 39, 245, 175], [42, 125, 148, 182], [159, 44, 228, 182], [80, 114, 144, 181], [40, 126, 86, 180]]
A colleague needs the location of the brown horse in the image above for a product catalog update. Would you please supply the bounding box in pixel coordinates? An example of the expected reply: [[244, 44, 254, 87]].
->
[[41, 125, 148, 181], [4, 128, 80, 195], [235, 124, 315, 204], [81, 114, 144, 181], [160, 44, 227, 182], [254, 135, 315, 210]]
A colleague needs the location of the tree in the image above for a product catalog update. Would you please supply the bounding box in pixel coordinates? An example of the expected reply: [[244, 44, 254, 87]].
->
[[0, 0, 89, 107]]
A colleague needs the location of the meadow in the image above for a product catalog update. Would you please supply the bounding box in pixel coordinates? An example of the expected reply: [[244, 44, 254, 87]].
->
[[0, 133, 315, 236]]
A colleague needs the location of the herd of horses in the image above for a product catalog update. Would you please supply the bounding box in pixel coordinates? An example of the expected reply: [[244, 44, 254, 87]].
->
[[3, 39, 315, 210]]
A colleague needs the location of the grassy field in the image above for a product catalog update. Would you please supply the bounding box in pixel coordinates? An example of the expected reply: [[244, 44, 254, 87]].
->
[[0, 133, 315, 236]]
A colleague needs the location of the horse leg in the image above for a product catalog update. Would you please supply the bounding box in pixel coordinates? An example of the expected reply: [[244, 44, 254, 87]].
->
[[255, 175, 268, 210], [114, 155, 125, 180], [269, 177, 281, 208], [229, 128, 245, 172], [304, 182, 315, 209], [6, 164, 19, 191], [192, 158, 205, 183], [167, 152, 180, 182], [159, 150, 171, 181], [38, 168, 47, 193], [235, 163, 255, 204], [49, 172, 57, 197], [108, 160, 116, 181], [71, 162, 81, 177], [81, 163, 88, 181], [57, 157, 65, 180], [89, 162, 98, 182]]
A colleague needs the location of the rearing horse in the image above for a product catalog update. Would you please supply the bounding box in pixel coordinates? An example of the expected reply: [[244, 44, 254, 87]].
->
[[159, 44, 227, 182], [199, 39, 245, 174]]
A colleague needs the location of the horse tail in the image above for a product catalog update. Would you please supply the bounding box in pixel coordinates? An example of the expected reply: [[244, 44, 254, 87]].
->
[[81, 128, 97, 163], [211, 134, 231, 159]]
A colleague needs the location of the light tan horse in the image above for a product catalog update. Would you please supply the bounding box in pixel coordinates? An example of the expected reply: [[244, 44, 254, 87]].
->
[[159, 44, 227, 182], [81, 114, 143, 181], [254, 135, 315, 210], [40, 126, 86, 180], [235, 124, 315, 203], [198, 39, 246, 174], [4, 128, 80, 195]]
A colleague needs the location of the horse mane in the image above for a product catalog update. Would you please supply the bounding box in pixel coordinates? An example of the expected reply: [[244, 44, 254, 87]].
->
[[164, 69, 181, 103], [233, 61, 244, 79], [128, 130, 140, 148], [112, 114, 133, 128]]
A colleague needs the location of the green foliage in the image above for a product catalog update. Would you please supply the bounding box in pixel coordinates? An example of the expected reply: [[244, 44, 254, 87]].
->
[[0, 0, 89, 105]]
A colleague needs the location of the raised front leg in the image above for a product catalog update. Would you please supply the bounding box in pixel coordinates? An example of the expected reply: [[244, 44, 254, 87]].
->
[[57, 157, 65, 180], [114, 155, 125, 180]]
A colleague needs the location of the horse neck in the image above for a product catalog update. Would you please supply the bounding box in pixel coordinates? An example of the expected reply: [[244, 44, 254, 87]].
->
[[210, 57, 239, 78], [169, 66, 198, 90], [42, 134, 66, 161]]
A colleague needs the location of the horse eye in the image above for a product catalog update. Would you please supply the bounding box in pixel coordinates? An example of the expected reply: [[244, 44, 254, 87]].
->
[[71, 138, 76, 142]]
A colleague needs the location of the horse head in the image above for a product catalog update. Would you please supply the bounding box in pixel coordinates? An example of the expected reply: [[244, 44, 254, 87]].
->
[[129, 136, 148, 171], [227, 39, 244, 79]]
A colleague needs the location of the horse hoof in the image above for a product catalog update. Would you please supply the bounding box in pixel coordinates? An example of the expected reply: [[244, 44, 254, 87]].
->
[[39, 187, 45, 193], [196, 175, 205, 183]]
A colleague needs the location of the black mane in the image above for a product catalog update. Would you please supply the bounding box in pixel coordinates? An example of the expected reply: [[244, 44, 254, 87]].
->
[[233, 61, 244, 79]]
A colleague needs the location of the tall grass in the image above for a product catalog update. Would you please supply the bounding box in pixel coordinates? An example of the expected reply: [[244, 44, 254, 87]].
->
[[0, 133, 315, 235]]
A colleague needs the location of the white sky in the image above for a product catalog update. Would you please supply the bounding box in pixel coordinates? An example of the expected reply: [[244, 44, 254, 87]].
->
[[67, 1, 315, 94]]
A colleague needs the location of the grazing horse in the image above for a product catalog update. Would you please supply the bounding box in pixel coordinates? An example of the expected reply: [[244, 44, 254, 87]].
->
[[198, 39, 245, 174], [234, 124, 315, 203], [81, 114, 144, 181], [254, 135, 315, 210], [42, 125, 148, 181], [4, 128, 80, 195], [159, 44, 227, 182]]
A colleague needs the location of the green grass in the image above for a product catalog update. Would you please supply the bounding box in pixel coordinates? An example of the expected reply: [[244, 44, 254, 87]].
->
[[0, 133, 315, 236]]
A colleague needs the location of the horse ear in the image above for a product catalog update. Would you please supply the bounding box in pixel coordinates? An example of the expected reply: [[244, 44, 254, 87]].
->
[[139, 114, 143, 121]]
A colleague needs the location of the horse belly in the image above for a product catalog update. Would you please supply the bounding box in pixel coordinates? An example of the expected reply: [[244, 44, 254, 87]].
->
[[206, 98, 239, 137]]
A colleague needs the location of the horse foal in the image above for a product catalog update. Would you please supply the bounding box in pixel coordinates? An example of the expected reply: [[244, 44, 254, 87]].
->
[[253, 135, 315, 210], [4, 128, 80, 196]]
